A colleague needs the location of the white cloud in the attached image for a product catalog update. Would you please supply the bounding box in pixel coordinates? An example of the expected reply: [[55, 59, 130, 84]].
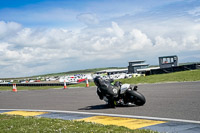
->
[[107, 22, 124, 38], [0, 19, 200, 78], [0, 21, 22, 39], [128, 29, 152, 50], [188, 6, 200, 16], [77, 13, 99, 25]]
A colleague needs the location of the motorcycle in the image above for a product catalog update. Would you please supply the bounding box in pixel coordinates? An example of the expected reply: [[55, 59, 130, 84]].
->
[[94, 76, 146, 108]]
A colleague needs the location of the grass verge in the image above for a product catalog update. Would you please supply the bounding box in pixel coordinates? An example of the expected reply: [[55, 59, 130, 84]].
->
[[118, 69, 200, 84], [0, 82, 96, 91], [69, 69, 200, 86], [0, 82, 97, 91], [0, 114, 157, 133], [0, 86, 62, 91]]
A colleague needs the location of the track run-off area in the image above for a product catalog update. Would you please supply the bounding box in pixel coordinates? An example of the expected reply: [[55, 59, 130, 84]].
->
[[1, 81, 200, 132]]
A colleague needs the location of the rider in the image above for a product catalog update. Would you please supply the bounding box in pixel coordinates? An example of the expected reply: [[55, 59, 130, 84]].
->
[[93, 76, 120, 108]]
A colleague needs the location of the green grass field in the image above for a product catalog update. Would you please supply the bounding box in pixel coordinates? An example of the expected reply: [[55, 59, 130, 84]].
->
[[0, 114, 157, 133]]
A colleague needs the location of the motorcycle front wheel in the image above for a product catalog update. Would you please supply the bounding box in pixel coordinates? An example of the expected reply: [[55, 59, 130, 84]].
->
[[127, 90, 146, 106]]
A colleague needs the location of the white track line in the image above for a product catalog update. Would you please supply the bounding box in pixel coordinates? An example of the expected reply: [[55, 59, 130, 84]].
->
[[1, 109, 200, 124]]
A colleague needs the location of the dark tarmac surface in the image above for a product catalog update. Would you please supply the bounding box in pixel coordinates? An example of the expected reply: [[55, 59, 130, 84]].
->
[[0, 81, 200, 121]]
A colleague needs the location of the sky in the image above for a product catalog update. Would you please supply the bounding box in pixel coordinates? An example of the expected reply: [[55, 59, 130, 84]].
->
[[0, 0, 200, 78]]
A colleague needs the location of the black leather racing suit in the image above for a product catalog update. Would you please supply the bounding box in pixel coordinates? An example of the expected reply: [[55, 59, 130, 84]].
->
[[94, 76, 120, 107]]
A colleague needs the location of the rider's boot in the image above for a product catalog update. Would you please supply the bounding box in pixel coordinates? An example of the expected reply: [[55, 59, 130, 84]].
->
[[108, 98, 116, 108]]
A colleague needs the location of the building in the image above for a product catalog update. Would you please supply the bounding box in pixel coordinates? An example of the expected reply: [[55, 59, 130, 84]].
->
[[159, 55, 178, 68], [134, 56, 178, 75], [128, 60, 149, 73]]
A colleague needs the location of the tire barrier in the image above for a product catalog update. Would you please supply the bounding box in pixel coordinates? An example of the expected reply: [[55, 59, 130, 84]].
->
[[0, 82, 75, 87]]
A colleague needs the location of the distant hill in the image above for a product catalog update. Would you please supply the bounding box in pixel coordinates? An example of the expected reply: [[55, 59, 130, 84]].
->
[[37, 67, 127, 77], [0, 67, 126, 80]]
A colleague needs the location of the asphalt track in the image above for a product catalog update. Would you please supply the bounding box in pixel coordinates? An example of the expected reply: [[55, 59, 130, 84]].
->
[[1, 81, 200, 121], [0, 81, 200, 132]]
